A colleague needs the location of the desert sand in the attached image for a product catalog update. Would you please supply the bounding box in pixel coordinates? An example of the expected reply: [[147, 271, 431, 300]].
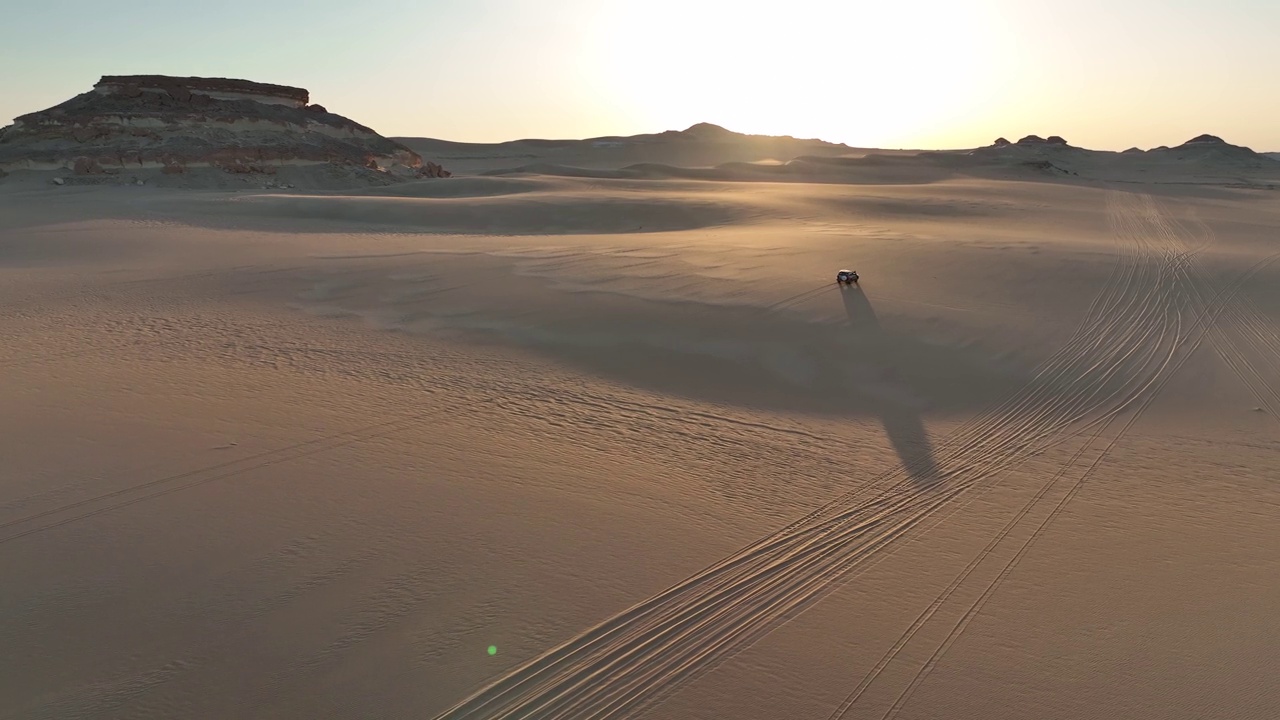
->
[[3, 130, 1280, 720]]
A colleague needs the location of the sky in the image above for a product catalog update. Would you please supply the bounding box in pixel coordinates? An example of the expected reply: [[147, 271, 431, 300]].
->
[[3, 0, 1278, 151]]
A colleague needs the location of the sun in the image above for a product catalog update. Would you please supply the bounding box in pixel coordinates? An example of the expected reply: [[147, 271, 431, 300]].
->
[[589, 0, 1006, 148]]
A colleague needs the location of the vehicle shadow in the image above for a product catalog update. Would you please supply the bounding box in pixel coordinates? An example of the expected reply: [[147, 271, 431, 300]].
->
[[840, 284, 942, 485]]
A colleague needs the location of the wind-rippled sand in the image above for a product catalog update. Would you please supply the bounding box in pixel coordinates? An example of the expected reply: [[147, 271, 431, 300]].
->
[[3, 170, 1279, 719]]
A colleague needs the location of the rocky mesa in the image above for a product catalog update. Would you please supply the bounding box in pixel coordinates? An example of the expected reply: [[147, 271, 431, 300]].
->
[[0, 75, 449, 186]]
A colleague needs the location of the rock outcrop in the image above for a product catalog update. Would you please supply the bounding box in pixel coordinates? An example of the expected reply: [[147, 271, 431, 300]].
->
[[0, 75, 448, 184], [1020, 159, 1071, 174], [1014, 135, 1069, 146], [416, 161, 451, 178], [977, 135, 1071, 153], [95, 75, 310, 107]]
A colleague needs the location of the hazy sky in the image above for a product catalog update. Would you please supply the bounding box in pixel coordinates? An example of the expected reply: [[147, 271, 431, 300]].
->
[[4, 0, 1278, 150]]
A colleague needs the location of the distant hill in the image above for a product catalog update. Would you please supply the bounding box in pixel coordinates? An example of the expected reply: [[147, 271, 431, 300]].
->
[[462, 129, 1280, 188], [394, 123, 863, 174], [1146, 134, 1268, 163], [953, 133, 1280, 184]]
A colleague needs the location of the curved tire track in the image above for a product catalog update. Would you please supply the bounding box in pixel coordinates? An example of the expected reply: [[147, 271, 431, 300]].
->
[[866, 192, 1279, 720], [428, 193, 1216, 720]]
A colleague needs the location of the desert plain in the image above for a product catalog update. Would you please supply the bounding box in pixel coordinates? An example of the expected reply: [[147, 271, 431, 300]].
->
[[3, 129, 1280, 720]]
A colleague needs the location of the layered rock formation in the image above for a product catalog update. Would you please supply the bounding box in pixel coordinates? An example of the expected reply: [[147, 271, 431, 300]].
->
[[1012, 135, 1070, 147], [0, 75, 449, 182], [95, 75, 310, 107], [972, 135, 1073, 157]]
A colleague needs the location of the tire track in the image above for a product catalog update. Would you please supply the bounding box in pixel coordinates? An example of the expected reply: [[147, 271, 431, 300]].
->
[[766, 283, 834, 312], [824, 190, 1200, 720], [427, 193, 1207, 719], [845, 189, 1193, 719], [445, 330, 1170, 719], [1119, 196, 1280, 416], [1155, 203, 1280, 423], [514, 192, 1223, 717], [869, 192, 1275, 720], [486, 228, 1187, 712]]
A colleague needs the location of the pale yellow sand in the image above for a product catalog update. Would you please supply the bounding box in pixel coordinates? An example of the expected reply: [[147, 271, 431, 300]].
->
[[2, 155, 1279, 719]]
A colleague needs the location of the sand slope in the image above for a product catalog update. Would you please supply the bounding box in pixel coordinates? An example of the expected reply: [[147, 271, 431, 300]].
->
[[2, 145, 1279, 720]]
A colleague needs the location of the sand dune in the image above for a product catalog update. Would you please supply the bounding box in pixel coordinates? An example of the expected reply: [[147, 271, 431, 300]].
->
[[3, 131, 1279, 720], [483, 145, 1280, 189], [393, 126, 1280, 193], [143, 181, 757, 236], [481, 156, 964, 186]]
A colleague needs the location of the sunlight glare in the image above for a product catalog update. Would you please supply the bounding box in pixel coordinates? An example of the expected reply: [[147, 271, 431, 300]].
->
[[592, 0, 1006, 147]]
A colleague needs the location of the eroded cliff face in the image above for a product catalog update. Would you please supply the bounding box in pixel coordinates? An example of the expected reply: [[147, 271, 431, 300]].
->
[[0, 75, 449, 183], [94, 75, 311, 108]]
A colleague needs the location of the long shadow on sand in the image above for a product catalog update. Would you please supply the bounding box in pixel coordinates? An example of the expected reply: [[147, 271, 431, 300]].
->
[[283, 256, 1009, 495], [840, 285, 941, 484]]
